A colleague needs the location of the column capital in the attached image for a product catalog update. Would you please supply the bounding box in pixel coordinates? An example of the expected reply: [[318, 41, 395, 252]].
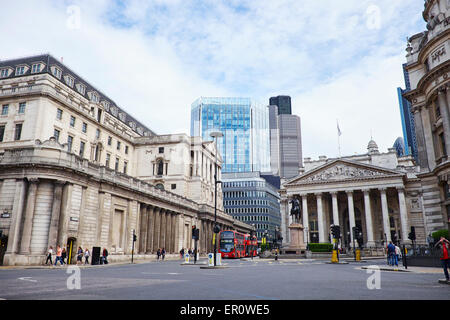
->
[[378, 187, 387, 192], [27, 177, 39, 184], [345, 190, 354, 195], [298, 193, 308, 197], [396, 186, 406, 193], [314, 192, 322, 197], [54, 180, 66, 186], [362, 188, 371, 194], [330, 191, 338, 196]]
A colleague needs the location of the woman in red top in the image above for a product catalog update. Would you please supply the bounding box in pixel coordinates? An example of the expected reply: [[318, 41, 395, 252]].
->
[[434, 236, 450, 282]]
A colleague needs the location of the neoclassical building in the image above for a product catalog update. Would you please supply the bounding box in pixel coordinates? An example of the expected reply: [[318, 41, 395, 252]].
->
[[402, 0, 450, 238], [0, 54, 252, 265], [280, 141, 425, 247]]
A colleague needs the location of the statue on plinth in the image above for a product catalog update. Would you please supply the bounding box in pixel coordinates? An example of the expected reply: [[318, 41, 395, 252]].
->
[[290, 198, 302, 224]]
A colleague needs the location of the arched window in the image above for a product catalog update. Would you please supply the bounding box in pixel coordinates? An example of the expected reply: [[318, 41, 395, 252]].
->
[[155, 183, 164, 191]]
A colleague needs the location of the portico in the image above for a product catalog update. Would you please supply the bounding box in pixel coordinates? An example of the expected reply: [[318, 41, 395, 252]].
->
[[280, 155, 422, 248]]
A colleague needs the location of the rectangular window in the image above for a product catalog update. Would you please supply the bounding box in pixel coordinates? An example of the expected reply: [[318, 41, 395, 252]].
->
[[54, 129, 60, 141], [0, 69, 8, 78], [79, 141, 85, 157], [115, 158, 119, 171], [15, 66, 25, 76], [97, 109, 102, 122], [440, 133, 447, 156], [31, 64, 41, 73], [106, 153, 111, 168], [108, 136, 112, 146], [14, 123, 22, 141], [171, 184, 176, 190], [67, 135, 73, 152], [125, 145, 129, 154], [96, 129, 100, 139], [1, 105, 8, 116], [82, 122, 87, 133], [0, 125, 5, 142], [123, 161, 128, 174], [159, 147, 164, 154], [117, 141, 121, 151], [79, 85, 86, 96], [18, 102, 26, 114], [53, 67, 61, 79], [56, 108, 63, 120], [70, 115, 76, 127]]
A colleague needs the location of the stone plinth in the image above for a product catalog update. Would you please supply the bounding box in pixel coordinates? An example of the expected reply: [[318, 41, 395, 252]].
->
[[281, 223, 307, 255]]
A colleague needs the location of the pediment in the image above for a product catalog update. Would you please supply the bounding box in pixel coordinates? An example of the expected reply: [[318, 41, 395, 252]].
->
[[285, 160, 403, 186]]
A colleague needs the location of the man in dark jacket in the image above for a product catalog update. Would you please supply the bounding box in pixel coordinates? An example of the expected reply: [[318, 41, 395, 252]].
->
[[387, 241, 395, 266], [434, 237, 450, 282]]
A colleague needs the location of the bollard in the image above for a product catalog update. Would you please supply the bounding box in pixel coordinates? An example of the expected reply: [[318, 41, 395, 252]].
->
[[331, 249, 339, 263], [356, 249, 361, 261]]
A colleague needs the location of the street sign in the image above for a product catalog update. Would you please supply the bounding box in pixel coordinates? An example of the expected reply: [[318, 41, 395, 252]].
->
[[184, 253, 190, 263], [208, 253, 214, 266]]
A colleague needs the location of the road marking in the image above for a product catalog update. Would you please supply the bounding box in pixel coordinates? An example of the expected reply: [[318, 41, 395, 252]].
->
[[18, 277, 37, 282], [167, 273, 181, 275]]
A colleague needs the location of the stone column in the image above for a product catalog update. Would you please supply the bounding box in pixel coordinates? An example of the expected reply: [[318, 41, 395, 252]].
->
[[172, 212, 178, 253], [397, 187, 409, 244], [331, 192, 339, 226], [438, 87, 450, 156], [166, 211, 172, 253], [301, 193, 309, 244], [146, 206, 154, 253], [139, 205, 147, 253], [153, 207, 161, 251], [380, 188, 391, 243], [20, 178, 39, 254], [421, 105, 436, 169], [160, 209, 166, 250], [362, 189, 375, 246], [315, 193, 325, 243], [346, 190, 356, 246], [411, 105, 429, 170], [5, 179, 26, 255], [47, 180, 65, 249]]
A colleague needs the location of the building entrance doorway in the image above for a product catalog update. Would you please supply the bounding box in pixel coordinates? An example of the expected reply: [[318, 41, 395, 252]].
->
[[0, 234, 8, 266], [67, 237, 76, 265]]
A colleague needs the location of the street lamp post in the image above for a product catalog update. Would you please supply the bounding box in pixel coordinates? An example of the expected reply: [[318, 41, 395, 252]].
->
[[210, 131, 223, 267]]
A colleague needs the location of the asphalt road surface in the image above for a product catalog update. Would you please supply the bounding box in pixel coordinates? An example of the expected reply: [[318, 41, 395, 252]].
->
[[0, 258, 448, 300]]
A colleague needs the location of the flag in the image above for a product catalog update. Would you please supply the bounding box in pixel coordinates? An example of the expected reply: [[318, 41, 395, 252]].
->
[[337, 120, 342, 136]]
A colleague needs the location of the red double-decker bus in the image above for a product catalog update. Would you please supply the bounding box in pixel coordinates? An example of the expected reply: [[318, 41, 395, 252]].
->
[[247, 234, 258, 257], [219, 230, 246, 258]]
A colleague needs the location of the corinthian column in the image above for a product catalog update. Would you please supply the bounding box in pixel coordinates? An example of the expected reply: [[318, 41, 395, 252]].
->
[[362, 189, 375, 246], [346, 190, 356, 246], [20, 178, 39, 254], [47, 180, 65, 250], [300, 194, 309, 244], [397, 187, 409, 244], [380, 188, 391, 243], [330, 192, 339, 226], [315, 193, 325, 243], [438, 87, 450, 156]]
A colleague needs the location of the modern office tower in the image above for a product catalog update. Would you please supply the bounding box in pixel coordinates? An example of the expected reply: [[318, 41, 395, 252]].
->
[[268, 102, 303, 179], [269, 95, 292, 115], [190, 97, 270, 173], [393, 137, 406, 157], [397, 64, 418, 162], [222, 172, 281, 244]]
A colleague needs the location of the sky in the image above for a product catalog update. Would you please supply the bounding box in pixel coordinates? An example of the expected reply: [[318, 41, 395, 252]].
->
[[0, 0, 426, 160]]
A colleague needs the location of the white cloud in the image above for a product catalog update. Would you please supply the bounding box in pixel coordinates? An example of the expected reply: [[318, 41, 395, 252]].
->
[[0, 0, 426, 159]]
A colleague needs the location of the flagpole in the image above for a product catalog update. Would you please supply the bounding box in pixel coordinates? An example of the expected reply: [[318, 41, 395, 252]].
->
[[337, 119, 341, 158]]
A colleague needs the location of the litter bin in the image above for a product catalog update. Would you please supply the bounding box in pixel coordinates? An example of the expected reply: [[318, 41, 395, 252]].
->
[[91, 247, 101, 265]]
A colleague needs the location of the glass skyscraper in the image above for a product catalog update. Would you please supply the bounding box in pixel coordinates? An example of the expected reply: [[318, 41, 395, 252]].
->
[[190, 97, 270, 173]]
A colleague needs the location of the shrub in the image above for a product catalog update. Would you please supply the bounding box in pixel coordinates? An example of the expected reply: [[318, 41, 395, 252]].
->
[[432, 229, 449, 241], [308, 243, 333, 252]]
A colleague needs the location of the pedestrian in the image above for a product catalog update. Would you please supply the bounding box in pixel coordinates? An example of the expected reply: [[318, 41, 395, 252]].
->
[[162, 248, 166, 260], [54, 245, 63, 266], [387, 241, 395, 266], [434, 236, 450, 282], [188, 248, 192, 257], [61, 246, 67, 265], [76, 246, 83, 265], [45, 246, 53, 265], [157, 248, 161, 260], [394, 244, 401, 267], [84, 248, 90, 265], [102, 248, 109, 265], [180, 248, 184, 259]]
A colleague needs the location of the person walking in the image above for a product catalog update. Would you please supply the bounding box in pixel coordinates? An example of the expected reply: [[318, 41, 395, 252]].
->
[[45, 246, 53, 265], [161, 248, 166, 260], [180, 248, 184, 259], [394, 244, 401, 267], [61, 247, 67, 265], [156, 248, 161, 260], [76, 247, 83, 265], [188, 248, 192, 257], [84, 248, 90, 265], [54, 245, 63, 266], [434, 236, 450, 282], [387, 241, 395, 266], [102, 248, 109, 265]]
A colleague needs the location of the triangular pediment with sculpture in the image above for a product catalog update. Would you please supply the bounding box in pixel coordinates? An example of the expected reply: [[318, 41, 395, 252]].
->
[[285, 159, 404, 186]]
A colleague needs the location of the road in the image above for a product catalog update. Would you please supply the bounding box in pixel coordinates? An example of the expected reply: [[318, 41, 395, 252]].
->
[[0, 257, 448, 300]]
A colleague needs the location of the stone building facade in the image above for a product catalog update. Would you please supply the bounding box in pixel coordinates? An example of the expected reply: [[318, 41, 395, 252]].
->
[[0, 54, 252, 265], [280, 141, 426, 247], [402, 0, 450, 237]]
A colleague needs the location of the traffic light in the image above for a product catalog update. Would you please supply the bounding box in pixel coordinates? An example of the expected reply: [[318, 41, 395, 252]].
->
[[133, 234, 137, 242], [192, 225, 199, 240], [331, 225, 341, 239], [408, 226, 416, 241], [213, 224, 221, 234]]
